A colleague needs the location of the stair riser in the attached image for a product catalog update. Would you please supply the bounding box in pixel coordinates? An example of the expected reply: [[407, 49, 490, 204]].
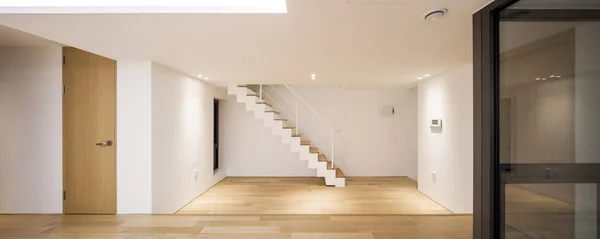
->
[[307, 158, 321, 170], [267, 119, 282, 129], [335, 178, 346, 187], [316, 163, 328, 177], [254, 104, 272, 113], [241, 95, 257, 104], [260, 112, 278, 121], [289, 137, 301, 149], [289, 142, 305, 153], [325, 177, 336, 186], [280, 130, 292, 144], [297, 149, 315, 160], [325, 169, 336, 179]]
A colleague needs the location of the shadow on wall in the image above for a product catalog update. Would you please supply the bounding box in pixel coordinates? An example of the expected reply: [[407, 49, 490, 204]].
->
[[430, 126, 443, 134]]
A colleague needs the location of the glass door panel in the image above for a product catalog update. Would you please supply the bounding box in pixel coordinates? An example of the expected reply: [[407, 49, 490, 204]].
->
[[498, 1, 600, 238]]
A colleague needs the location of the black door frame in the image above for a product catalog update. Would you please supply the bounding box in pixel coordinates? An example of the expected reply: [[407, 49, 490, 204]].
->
[[473, 2, 513, 237], [213, 99, 219, 172], [474, 1, 600, 238]]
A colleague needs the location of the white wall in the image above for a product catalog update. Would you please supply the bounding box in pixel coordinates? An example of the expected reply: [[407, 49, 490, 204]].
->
[[0, 49, 224, 214], [116, 61, 152, 214], [150, 63, 226, 213], [223, 85, 418, 178], [417, 63, 473, 214], [0, 46, 63, 213], [221, 96, 317, 176], [289, 86, 418, 178]]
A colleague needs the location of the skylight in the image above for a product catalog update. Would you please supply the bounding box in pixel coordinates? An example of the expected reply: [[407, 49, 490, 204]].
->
[[0, 0, 288, 13]]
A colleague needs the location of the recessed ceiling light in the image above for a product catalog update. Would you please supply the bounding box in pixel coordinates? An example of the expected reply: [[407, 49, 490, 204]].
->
[[311, 73, 316, 80], [542, 78, 547, 81], [550, 75, 556, 78], [556, 75, 562, 78], [204, 77, 209, 80], [535, 78, 541, 81], [424, 74, 431, 77], [417, 77, 423, 80], [198, 74, 203, 78]]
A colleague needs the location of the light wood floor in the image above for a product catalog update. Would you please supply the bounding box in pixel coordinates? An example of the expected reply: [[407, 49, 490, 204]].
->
[[177, 177, 452, 215], [0, 214, 473, 239], [504, 185, 597, 239]]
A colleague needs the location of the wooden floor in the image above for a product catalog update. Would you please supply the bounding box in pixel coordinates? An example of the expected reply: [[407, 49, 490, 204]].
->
[[0, 177, 473, 238], [177, 177, 452, 215], [504, 185, 597, 239], [0, 214, 473, 239]]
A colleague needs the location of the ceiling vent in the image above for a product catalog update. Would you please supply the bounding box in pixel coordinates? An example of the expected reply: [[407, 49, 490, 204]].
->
[[348, 0, 408, 4], [423, 8, 448, 20]]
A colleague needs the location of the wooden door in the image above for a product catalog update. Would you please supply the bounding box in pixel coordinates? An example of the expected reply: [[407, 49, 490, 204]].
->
[[63, 47, 117, 214]]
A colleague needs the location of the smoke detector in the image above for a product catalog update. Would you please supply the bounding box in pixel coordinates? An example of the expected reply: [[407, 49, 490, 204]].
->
[[423, 8, 447, 20]]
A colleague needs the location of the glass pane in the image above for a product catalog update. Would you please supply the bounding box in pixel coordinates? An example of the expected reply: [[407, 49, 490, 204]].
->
[[505, 184, 597, 239], [499, 1, 600, 238]]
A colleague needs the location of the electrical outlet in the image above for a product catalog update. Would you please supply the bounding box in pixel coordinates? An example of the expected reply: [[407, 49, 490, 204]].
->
[[194, 169, 198, 181], [432, 171, 437, 183]]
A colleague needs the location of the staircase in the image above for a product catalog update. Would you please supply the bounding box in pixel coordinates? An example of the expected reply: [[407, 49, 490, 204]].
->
[[228, 84, 346, 187]]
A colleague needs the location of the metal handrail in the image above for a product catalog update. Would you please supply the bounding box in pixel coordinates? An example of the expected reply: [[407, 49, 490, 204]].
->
[[284, 85, 334, 128], [259, 84, 337, 168], [267, 85, 295, 107], [261, 91, 294, 119]]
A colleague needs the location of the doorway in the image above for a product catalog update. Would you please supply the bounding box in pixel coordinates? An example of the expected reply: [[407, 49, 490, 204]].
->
[[474, 2, 600, 238], [62, 47, 117, 214], [213, 99, 219, 172]]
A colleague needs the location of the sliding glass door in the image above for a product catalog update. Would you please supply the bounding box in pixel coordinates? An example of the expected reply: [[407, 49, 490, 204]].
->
[[474, 1, 600, 238]]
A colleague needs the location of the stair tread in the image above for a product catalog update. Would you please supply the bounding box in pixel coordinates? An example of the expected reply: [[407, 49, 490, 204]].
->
[[309, 147, 319, 153], [336, 168, 345, 178], [274, 119, 287, 121], [265, 110, 280, 114], [256, 102, 272, 107], [282, 126, 295, 129], [300, 140, 311, 145], [247, 93, 259, 97]]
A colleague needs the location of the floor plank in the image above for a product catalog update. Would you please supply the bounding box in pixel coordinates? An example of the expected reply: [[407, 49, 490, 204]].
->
[[177, 177, 451, 215], [0, 215, 472, 239]]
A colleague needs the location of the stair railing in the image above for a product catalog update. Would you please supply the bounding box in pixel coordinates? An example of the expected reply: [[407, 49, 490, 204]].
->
[[258, 84, 337, 169]]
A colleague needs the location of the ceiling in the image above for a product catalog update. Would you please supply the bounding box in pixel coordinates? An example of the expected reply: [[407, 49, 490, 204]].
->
[[0, 24, 58, 46], [0, 0, 488, 86]]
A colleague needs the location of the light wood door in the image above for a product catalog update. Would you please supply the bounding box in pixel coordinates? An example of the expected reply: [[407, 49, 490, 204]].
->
[[63, 47, 116, 214]]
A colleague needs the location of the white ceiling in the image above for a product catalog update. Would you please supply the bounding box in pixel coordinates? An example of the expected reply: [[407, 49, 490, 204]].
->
[[0, 0, 488, 86], [0, 24, 58, 46]]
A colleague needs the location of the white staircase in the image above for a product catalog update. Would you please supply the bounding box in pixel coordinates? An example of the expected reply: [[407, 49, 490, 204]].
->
[[228, 84, 346, 187]]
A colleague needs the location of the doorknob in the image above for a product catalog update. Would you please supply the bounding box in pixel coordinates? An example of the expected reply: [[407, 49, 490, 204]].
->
[[96, 140, 113, 146]]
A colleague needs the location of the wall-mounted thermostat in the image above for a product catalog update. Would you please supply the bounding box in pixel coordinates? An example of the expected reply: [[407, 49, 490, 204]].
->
[[431, 119, 442, 128]]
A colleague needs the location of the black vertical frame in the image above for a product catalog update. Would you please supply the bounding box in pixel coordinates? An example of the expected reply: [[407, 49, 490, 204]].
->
[[473, 0, 519, 238], [213, 99, 219, 171]]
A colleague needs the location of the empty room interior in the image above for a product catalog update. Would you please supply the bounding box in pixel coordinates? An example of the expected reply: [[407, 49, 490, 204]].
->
[[0, 0, 599, 239]]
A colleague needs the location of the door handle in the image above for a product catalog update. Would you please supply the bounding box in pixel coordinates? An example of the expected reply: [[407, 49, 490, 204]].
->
[[96, 140, 113, 146]]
